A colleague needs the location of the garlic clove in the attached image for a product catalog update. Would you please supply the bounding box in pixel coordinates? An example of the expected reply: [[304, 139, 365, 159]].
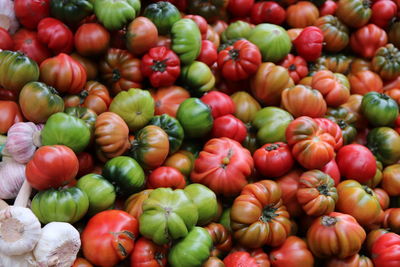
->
[[33, 222, 81, 267], [0, 207, 42, 256], [0, 251, 39, 267], [0, 159, 26, 200]]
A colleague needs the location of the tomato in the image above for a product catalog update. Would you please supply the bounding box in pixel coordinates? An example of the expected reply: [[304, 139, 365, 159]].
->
[[187, 0, 228, 23], [228, 0, 254, 17], [293, 26, 324, 62], [37, 17, 74, 54], [171, 19, 201, 65], [372, 44, 400, 81], [350, 24, 388, 59], [382, 164, 400, 196], [184, 15, 208, 40], [371, 232, 400, 267], [367, 127, 400, 166], [180, 61, 215, 96], [312, 70, 350, 107], [125, 189, 153, 220], [72, 257, 93, 267], [99, 48, 143, 95], [13, 29, 51, 65], [126, 16, 158, 56], [50, 0, 93, 27], [278, 54, 308, 84], [348, 70, 383, 95], [371, 0, 397, 28], [74, 23, 110, 56], [14, 0, 50, 29], [26, 145, 78, 191], [143, 1, 180, 35], [201, 91, 235, 119], [253, 142, 294, 178], [230, 180, 291, 248], [286, 1, 319, 28], [250, 1, 286, 25], [382, 208, 400, 234], [336, 144, 376, 183], [147, 166, 186, 189], [211, 114, 247, 143], [130, 237, 168, 267], [224, 251, 259, 267], [76, 152, 94, 177], [326, 254, 373, 267], [315, 118, 344, 151], [82, 210, 138, 267], [336, 0, 372, 28], [230, 91, 261, 123], [389, 21, 400, 49], [221, 20, 252, 43], [71, 53, 98, 81], [141, 46, 180, 88], [362, 92, 399, 127], [319, 0, 338, 15], [269, 236, 314, 267], [94, 1, 139, 31], [307, 212, 366, 259], [204, 223, 232, 258], [197, 40, 218, 67], [191, 137, 254, 197], [164, 150, 195, 177], [0, 87, 18, 101], [72, 81, 111, 115], [0, 28, 13, 50], [320, 159, 341, 186], [276, 169, 304, 217], [314, 15, 350, 53], [151, 86, 190, 118], [0, 100, 24, 134]]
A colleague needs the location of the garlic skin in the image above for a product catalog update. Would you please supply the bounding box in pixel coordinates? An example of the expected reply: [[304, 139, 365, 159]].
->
[[33, 222, 81, 267], [0, 0, 19, 34], [0, 252, 38, 267], [6, 122, 43, 164], [0, 207, 42, 256], [0, 159, 26, 199]]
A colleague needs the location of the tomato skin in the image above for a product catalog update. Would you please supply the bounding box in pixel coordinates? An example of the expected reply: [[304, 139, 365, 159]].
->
[[26, 145, 79, 191], [269, 236, 314, 267], [0, 100, 24, 134], [0, 28, 13, 50], [146, 166, 186, 189], [126, 17, 158, 56], [37, 17, 74, 54], [276, 169, 304, 217], [293, 26, 324, 62], [130, 237, 168, 267], [319, 0, 338, 15], [278, 54, 308, 84], [151, 86, 190, 118], [350, 24, 388, 59], [14, 0, 50, 29], [13, 29, 52, 65], [224, 251, 259, 267], [320, 159, 341, 186], [326, 254, 373, 267], [250, 1, 286, 25], [141, 46, 181, 88], [336, 144, 376, 183], [371, 0, 397, 28], [348, 70, 383, 95], [72, 257, 93, 267], [382, 164, 400, 196], [371, 232, 400, 267], [82, 210, 139, 267], [253, 142, 294, 178], [211, 114, 247, 143], [74, 23, 110, 56], [184, 15, 208, 40], [228, 0, 255, 18], [197, 40, 218, 67], [201, 91, 235, 119]]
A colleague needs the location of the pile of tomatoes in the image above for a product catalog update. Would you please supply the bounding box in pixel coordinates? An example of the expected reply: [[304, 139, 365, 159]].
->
[[1, 0, 400, 266]]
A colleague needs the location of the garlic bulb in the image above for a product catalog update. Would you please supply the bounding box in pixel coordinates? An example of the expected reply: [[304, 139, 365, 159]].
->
[[0, 207, 42, 256], [0, 0, 19, 34], [6, 122, 43, 164], [34, 222, 81, 267], [0, 252, 38, 267], [0, 159, 26, 199]]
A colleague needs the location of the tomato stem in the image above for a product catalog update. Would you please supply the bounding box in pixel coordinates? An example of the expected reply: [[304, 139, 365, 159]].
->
[[112, 69, 121, 82], [260, 205, 279, 223], [317, 184, 330, 196], [228, 48, 240, 61], [151, 59, 168, 73], [321, 215, 337, 226], [265, 144, 280, 151]]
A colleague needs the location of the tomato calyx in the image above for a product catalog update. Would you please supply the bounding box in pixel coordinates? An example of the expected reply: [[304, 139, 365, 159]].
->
[[221, 149, 234, 168], [362, 0, 371, 9], [317, 184, 330, 196], [363, 185, 374, 196], [155, 251, 166, 266], [151, 59, 168, 73], [110, 230, 136, 259], [228, 48, 240, 61], [265, 144, 281, 151], [112, 69, 121, 82], [260, 205, 279, 223], [79, 90, 89, 101], [289, 64, 297, 71], [321, 215, 337, 226], [337, 119, 348, 130]]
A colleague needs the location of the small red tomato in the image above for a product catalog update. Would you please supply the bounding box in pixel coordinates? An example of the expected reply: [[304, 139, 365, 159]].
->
[[14, 0, 50, 30], [320, 158, 341, 186], [293, 26, 324, 62], [184, 15, 208, 39], [74, 23, 110, 56], [130, 237, 168, 267], [0, 28, 13, 50], [211, 114, 247, 142], [371, 0, 398, 28], [13, 29, 52, 64], [319, 0, 338, 16], [37, 18, 74, 54], [253, 142, 294, 178], [147, 166, 186, 189], [201, 91, 235, 118], [224, 251, 259, 267], [197, 40, 218, 66], [250, 1, 286, 25], [228, 0, 255, 18], [336, 144, 377, 183], [77, 152, 95, 177]]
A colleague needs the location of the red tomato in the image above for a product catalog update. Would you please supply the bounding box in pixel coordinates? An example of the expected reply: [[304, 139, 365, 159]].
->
[[217, 39, 262, 81], [314, 118, 343, 151], [151, 86, 190, 117], [279, 54, 308, 84], [293, 26, 324, 62], [77, 152, 95, 178], [269, 236, 315, 267], [250, 1, 286, 25], [146, 166, 186, 189], [201, 91, 235, 119], [320, 159, 341, 186], [224, 251, 259, 267], [228, 0, 255, 17], [350, 24, 388, 59], [141, 46, 181, 88], [74, 23, 110, 56], [276, 169, 304, 217], [82, 210, 139, 267], [253, 142, 294, 178], [183, 15, 208, 39], [371, 0, 397, 28], [26, 145, 79, 190], [372, 232, 400, 267], [14, 0, 50, 29], [197, 40, 218, 67], [0, 100, 24, 134], [37, 17, 74, 54], [13, 29, 51, 64], [0, 28, 13, 50], [0, 87, 18, 101], [130, 237, 168, 267], [336, 144, 376, 183], [211, 114, 247, 142], [319, 0, 338, 16]]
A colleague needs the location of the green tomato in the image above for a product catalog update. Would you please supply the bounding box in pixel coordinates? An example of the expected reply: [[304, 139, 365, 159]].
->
[[77, 174, 116, 215], [140, 187, 199, 245], [367, 127, 400, 166], [248, 23, 292, 63], [109, 88, 155, 131], [184, 184, 218, 226], [361, 92, 399, 127], [168, 226, 212, 267], [219, 207, 231, 232], [221, 21, 252, 43], [64, 106, 97, 133], [171, 19, 201, 65], [102, 156, 145, 196], [252, 107, 294, 144], [31, 187, 89, 224], [180, 61, 215, 96], [41, 112, 91, 153], [176, 98, 213, 139], [148, 114, 184, 154], [94, 0, 140, 30], [143, 1, 181, 35]]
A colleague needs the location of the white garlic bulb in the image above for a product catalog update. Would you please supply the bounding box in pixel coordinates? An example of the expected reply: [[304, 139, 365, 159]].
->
[[0, 207, 42, 256], [0, 159, 26, 199], [33, 222, 81, 267], [0, 252, 38, 267], [0, 0, 19, 34]]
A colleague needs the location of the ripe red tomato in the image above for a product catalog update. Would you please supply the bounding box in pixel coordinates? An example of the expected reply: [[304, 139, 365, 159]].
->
[[14, 0, 50, 29], [0, 28, 13, 50], [253, 142, 294, 178], [211, 114, 247, 142], [130, 237, 168, 267], [279, 54, 308, 84], [371, 0, 398, 28], [251, 1, 286, 25], [0, 101, 24, 134], [320, 159, 341, 186], [293, 27, 324, 62], [13, 29, 51, 64], [372, 232, 400, 267], [146, 166, 186, 189], [74, 23, 110, 56], [197, 40, 218, 67], [336, 144, 376, 183], [77, 152, 95, 178], [319, 0, 338, 16], [224, 251, 259, 267], [201, 91, 235, 118], [184, 15, 208, 39], [228, 0, 255, 18], [26, 145, 79, 190], [37, 17, 74, 54]]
